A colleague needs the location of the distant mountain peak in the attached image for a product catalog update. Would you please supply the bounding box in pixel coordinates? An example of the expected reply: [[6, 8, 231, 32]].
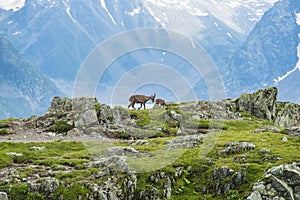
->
[[0, 35, 60, 119], [226, 0, 300, 103], [0, 0, 25, 12]]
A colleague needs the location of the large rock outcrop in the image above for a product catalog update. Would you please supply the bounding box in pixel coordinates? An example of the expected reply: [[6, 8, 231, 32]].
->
[[235, 87, 300, 128], [235, 87, 277, 121], [275, 102, 300, 128], [205, 166, 247, 195], [247, 163, 300, 200], [49, 96, 99, 128]]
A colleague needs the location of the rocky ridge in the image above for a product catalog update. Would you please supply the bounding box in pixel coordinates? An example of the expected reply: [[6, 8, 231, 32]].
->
[[10, 87, 299, 138], [0, 87, 299, 199], [247, 163, 300, 200]]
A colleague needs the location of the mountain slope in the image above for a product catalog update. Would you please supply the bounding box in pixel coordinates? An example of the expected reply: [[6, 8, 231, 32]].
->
[[0, 0, 158, 81], [225, 0, 300, 102], [0, 0, 276, 81], [0, 0, 286, 117], [0, 35, 60, 119]]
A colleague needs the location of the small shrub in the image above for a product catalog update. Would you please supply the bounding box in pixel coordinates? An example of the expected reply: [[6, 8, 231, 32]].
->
[[158, 126, 178, 137], [130, 110, 151, 127], [198, 120, 226, 130], [25, 193, 45, 200], [239, 111, 256, 118], [118, 132, 130, 139], [0, 128, 9, 135], [53, 184, 91, 200], [0, 122, 10, 129], [107, 116, 114, 122], [10, 184, 29, 199], [0, 118, 15, 128], [165, 103, 181, 113], [94, 103, 103, 114], [49, 121, 73, 133]]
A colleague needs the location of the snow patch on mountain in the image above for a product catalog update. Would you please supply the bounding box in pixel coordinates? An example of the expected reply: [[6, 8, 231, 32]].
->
[[0, 0, 25, 11], [296, 43, 300, 71], [143, 0, 277, 36], [13, 31, 21, 35], [100, 0, 117, 25], [274, 62, 300, 84], [275, 11, 300, 84], [143, 0, 206, 36], [274, 65, 298, 84], [127, 7, 141, 16], [227, 32, 233, 38], [63, 0, 76, 24], [296, 12, 300, 25]]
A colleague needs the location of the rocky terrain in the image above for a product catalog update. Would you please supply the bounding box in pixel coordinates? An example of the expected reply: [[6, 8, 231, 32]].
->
[[0, 87, 299, 199]]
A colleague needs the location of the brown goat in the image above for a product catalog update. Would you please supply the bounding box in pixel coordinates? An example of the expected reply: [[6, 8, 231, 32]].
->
[[128, 94, 156, 110], [155, 98, 169, 107]]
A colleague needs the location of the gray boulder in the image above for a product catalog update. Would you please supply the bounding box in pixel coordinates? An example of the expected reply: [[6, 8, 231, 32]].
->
[[48, 96, 72, 112], [0, 192, 8, 200], [236, 87, 277, 121], [260, 148, 271, 156], [247, 191, 262, 200], [99, 105, 113, 123], [74, 109, 99, 128], [205, 166, 247, 195], [285, 127, 300, 137], [248, 163, 300, 200], [179, 100, 241, 120], [29, 146, 45, 151], [92, 156, 129, 172], [165, 135, 203, 150], [104, 146, 139, 157], [218, 141, 256, 156], [275, 102, 300, 128], [235, 87, 300, 128], [254, 126, 281, 133], [73, 97, 99, 128]]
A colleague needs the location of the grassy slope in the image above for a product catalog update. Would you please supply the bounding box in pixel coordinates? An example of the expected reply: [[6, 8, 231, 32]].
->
[[0, 111, 299, 199]]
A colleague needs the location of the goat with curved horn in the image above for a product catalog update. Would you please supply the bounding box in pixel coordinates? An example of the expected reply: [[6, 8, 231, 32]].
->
[[128, 94, 156, 110]]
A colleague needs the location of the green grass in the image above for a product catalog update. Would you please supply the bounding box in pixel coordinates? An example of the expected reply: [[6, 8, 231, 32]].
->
[[48, 121, 73, 134], [0, 110, 299, 199], [0, 128, 10, 135], [129, 116, 300, 199], [54, 168, 99, 181], [0, 118, 16, 135], [168, 117, 300, 199], [0, 118, 16, 128], [0, 141, 91, 169], [94, 103, 103, 114], [129, 109, 151, 127], [53, 183, 93, 200], [128, 108, 180, 138]]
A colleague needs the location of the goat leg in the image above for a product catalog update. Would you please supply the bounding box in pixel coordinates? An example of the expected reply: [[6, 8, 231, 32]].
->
[[138, 103, 143, 110]]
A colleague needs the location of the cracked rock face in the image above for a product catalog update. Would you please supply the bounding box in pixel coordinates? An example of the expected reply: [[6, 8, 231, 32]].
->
[[165, 135, 203, 150], [248, 163, 300, 200], [274, 102, 300, 128], [236, 87, 277, 121], [0, 192, 8, 200], [235, 87, 300, 128], [218, 141, 256, 156], [205, 166, 247, 195]]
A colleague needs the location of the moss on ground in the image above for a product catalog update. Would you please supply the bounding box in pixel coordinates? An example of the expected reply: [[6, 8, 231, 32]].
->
[[0, 118, 16, 135], [130, 116, 300, 199], [0, 110, 299, 199], [0, 141, 90, 168], [48, 120, 73, 134], [0, 118, 16, 128]]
